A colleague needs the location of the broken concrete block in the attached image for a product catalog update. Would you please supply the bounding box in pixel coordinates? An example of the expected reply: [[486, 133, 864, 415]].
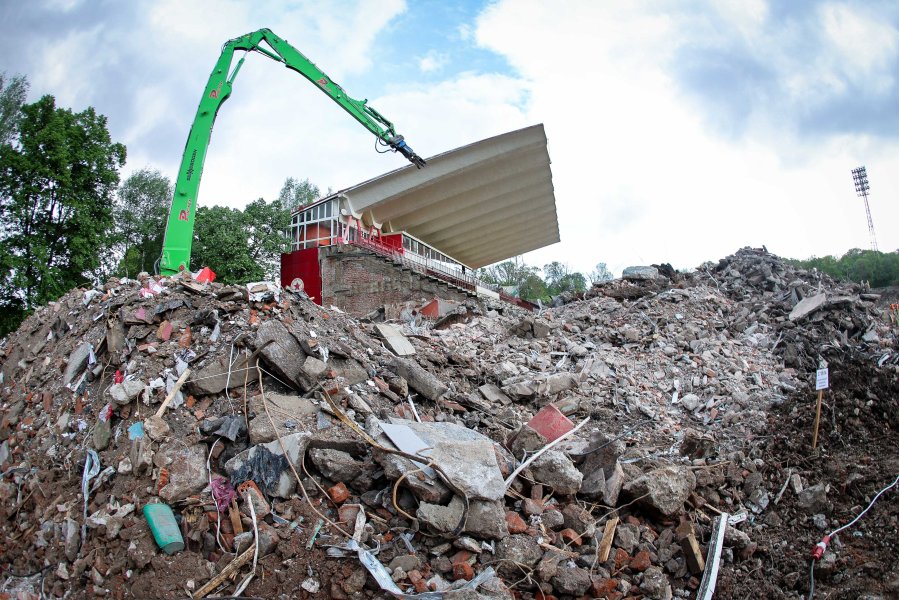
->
[[390, 357, 448, 401], [528, 449, 583, 495], [623, 466, 696, 518], [248, 393, 317, 444], [478, 383, 511, 405], [302, 356, 328, 380], [374, 323, 416, 356], [623, 266, 659, 281], [308, 448, 374, 489], [417, 495, 465, 533], [109, 379, 145, 405], [552, 566, 592, 597], [495, 534, 542, 578], [797, 483, 832, 515], [464, 499, 509, 540], [64, 342, 92, 385], [640, 566, 672, 599], [429, 440, 505, 502], [158, 444, 209, 503], [188, 353, 259, 396], [130, 437, 154, 477], [789, 293, 826, 322], [256, 320, 312, 390], [374, 450, 450, 504]]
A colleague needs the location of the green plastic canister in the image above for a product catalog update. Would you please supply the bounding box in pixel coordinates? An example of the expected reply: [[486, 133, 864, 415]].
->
[[143, 503, 185, 554]]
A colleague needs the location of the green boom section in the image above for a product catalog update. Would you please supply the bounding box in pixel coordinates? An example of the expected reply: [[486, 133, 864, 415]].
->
[[160, 28, 425, 275]]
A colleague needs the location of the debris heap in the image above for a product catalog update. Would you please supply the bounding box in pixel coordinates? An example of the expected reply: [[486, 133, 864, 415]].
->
[[0, 247, 896, 599]]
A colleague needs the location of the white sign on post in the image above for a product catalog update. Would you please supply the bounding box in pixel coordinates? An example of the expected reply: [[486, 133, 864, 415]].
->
[[815, 368, 829, 391]]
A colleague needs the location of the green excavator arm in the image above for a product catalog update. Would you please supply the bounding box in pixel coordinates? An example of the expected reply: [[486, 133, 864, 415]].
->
[[159, 28, 426, 276]]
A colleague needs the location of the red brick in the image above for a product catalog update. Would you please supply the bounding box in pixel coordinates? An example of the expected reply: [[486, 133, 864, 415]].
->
[[450, 550, 473, 565], [613, 548, 630, 570], [629, 550, 651, 572], [328, 482, 350, 504], [408, 570, 428, 594], [452, 562, 473, 581], [319, 247, 470, 315], [591, 578, 619, 597], [506, 511, 528, 534], [559, 528, 583, 546]]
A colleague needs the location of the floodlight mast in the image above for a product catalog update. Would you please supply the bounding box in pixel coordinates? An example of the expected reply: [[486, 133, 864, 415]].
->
[[851, 166, 878, 252]]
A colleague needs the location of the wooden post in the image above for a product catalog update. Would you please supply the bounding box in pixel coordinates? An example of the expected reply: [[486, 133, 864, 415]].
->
[[597, 517, 619, 563], [812, 389, 823, 449]]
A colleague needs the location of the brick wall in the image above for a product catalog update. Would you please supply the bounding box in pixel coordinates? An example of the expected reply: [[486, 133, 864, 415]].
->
[[319, 246, 470, 314]]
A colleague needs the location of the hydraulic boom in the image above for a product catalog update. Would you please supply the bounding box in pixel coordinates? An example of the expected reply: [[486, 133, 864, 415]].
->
[[159, 28, 426, 275]]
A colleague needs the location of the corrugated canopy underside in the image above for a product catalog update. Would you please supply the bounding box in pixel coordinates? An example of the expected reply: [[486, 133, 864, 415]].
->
[[340, 124, 559, 269]]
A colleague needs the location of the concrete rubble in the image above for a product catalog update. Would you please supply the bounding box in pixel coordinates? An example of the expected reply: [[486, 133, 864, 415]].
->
[[0, 248, 896, 598]]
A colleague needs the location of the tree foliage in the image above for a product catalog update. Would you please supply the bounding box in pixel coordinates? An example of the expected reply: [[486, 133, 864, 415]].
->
[[0, 95, 125, 334], [243, 198, 291, 277], [543, 261, 587, 296], [589, 262, 613, 284], [278, 177, 320, 212], [115, 168, 172, 277], [791, 249, 899, 288], [191, 198, 290, 284], [478, 257, 593, 303], [0, 73, 28, 145]]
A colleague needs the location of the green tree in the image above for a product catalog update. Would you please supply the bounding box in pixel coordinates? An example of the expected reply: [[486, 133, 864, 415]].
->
[[192, 198, 290, 284], [519, 273, 550, 303], [0, 95, 125, 334], [278, 177, 320, 212], [115, 168, 172, 277], [588, 262, 613, 284], [0, 73, 28, 145], [244, 198, 291, 278], [543, 261, 587, 296], [192, 206, 263, 284], [792, 249, 899, 288]]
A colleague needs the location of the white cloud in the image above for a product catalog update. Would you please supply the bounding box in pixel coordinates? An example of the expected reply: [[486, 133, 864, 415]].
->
[[418, 51, 448, 73], [469, 0, 899, 275], [820, 3, 898, 88], [7, 0, 898, 280]]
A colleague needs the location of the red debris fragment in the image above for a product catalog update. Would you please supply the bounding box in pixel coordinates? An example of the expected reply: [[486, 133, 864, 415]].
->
[[328, 482, 350, 504]]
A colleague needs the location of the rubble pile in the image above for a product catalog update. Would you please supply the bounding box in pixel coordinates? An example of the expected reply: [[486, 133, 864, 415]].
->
[[0, 248, 896, 599]]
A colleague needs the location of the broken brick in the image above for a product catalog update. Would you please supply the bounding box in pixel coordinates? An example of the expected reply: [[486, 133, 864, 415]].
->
[[328, 482, 350, 504], [505, 511, 528, 534], [559, 528, 582, 546], [629, 550, 651, 572]]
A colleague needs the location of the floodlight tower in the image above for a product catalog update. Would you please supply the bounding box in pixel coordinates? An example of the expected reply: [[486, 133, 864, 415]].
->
[[851, 165, 878, 251]]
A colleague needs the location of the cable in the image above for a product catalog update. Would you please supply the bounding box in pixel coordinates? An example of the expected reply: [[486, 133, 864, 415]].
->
[[808, 473, 899, 598], [807, 559, 815, 600], [829, 473, 899, 539], [374, 137, 391, 154]]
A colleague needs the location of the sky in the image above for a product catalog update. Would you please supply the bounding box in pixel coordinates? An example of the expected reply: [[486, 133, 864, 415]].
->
[[1, 0, 897, 277]]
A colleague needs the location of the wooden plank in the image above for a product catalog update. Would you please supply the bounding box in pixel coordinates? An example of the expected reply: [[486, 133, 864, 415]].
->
[[598, 517, 619, 563], [675, 521, 705, 575], [155, 368, 191, 417], [229, 499, 243, 535]]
